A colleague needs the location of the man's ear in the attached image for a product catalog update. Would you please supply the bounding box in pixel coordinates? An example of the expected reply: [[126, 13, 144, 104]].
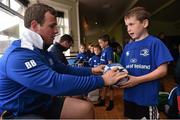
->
[[30, 20, 39, 31], [143, 19, 149, 28]]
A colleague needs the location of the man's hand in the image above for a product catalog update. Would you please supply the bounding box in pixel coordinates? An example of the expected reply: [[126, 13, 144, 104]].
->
[[91, 65, 105, 75], [102, 68, 128, 86]]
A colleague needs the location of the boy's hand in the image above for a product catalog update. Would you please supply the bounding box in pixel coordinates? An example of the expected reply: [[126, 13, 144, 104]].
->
[[120, 75, 139, 88], [91, 65, 105, 75], [102, 68, 128, 86]]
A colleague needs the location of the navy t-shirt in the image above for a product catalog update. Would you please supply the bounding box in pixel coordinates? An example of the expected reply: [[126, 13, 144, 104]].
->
[[120, 35, 173, 106], [89, 55, 101, 67], [100, 46, 113, 65]]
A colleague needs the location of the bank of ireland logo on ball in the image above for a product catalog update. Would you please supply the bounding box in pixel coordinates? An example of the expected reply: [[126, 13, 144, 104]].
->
[[104, 63, 129, 87]]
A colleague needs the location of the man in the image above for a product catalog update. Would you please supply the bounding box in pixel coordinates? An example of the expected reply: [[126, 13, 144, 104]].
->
[[49, 34, 73, 65], [0, 3, 127, 119]]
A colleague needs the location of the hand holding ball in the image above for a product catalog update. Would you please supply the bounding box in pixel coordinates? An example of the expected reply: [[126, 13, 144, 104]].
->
[[104, 63, 129, 87]]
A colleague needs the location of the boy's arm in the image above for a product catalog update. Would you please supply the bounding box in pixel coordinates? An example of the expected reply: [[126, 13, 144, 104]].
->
[[121, 63, 168, 88]]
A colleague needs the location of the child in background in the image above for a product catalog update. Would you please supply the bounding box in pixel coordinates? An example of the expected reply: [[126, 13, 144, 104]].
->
[[88, 45, 102, 102], [76, 43, 90, 67], [113, 44, 122, 63], [120, 7, 173, 119], [96, 34, 114, 111], [87, 44, 95, 58], [88, 45, 101, 67]]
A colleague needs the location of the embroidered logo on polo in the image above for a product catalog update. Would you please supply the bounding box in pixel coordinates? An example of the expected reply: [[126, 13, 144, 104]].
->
[[126, 51, 130, 56], [140, 49, 149, 56], [130, 58, 137, 63], [102, 53, 105, 56]]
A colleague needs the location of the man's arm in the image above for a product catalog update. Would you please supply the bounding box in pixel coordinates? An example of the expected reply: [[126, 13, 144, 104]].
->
[[7, 49, 127, 96], [6, 49, 104, 96], [51, 52, 104, 76]]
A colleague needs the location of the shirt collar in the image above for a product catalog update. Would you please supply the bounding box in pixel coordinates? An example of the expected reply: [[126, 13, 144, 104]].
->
[[21, 28, 43, 50]]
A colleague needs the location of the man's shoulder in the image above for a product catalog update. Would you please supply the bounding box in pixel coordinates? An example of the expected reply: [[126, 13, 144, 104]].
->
[[49, 43, 62, 52], [0, 42, 41, 72], [7, 43, 41, 63], [2, 40, 39, 58]]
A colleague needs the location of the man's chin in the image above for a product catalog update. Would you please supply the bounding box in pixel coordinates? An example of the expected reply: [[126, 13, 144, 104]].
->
[[43, 44, 51, 50]]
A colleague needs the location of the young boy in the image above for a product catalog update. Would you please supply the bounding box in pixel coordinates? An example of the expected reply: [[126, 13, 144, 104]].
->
[[88, 45, 101, 101], [97, 34, 114, 111], [76, 43, 90, 67], [88, 45, 101, 67], [87, 44, 95, 58], [120, 7, 173, 119]]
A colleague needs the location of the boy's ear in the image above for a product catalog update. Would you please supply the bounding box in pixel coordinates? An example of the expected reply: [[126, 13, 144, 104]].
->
[[143, 19, 149, 28], [105, 41, 109, 45]]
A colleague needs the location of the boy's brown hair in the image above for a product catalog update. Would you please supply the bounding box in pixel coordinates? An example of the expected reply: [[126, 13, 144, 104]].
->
[[60, 34, 73, 44], [99, 34, 110, 43], [93, 44, 101, 50], [80, 43, 86, 48], [124, 7, 150, 23]]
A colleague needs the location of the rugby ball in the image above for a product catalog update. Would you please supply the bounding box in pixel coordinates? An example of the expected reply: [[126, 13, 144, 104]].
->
[[104, 63, 129, 86]]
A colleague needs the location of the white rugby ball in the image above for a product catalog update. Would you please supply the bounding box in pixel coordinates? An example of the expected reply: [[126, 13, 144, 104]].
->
[[104, 63, 129, 86]]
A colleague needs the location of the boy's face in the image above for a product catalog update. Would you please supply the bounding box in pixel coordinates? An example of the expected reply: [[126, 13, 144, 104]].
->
[[124, 16, 148, 40], [79, 45, 86, 53], [61, 40, 72, 50], [98, 39, 108, 49], [89, 46, 94, 53], [94, 47, 101, 55]]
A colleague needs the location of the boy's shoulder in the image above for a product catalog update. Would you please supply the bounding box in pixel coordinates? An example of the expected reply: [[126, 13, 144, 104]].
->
[[147, 35, 160, 40], [104, 46, 113, 52], [92, 55, 100, 59], [147, 35, 164, 45], [129, 35, 161, 44], [123, 35, 163, 50]]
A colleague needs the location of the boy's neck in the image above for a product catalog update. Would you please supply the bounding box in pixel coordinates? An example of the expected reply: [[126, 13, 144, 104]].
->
[[104, 45, 109, 49], [135, 32, 149, 41]]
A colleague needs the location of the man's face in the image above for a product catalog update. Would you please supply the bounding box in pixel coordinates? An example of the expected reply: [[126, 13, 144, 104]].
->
[[36, 11, 58, 47], [124, 16, 148, 40]]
